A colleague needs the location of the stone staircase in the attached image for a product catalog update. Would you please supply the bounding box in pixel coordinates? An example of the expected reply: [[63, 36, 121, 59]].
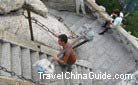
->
[[0, 30, 49, 82], [0, 0, 138, 85], [0, 30, 93, 85]]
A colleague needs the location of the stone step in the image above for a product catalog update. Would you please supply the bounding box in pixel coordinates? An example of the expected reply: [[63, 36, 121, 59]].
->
[[0, 76, 35, 85], [11, 45, 22, 76], [86, 69, 93, 85], [70, 65, 79, 85], [81, 67, 88, 85], [70, 17, 89, 32], [30, 51, 40, 81], [76, 65, 83, 85], [21, 48, 32, 79], [0, 42, 11, 76], [54, 64, 65, 85], [74, 19, 95, 34]]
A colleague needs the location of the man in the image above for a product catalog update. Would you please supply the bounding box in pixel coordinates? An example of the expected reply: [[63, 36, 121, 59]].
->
[[102, 9, 124, 28], [99, 9, 123, 35], [76, 0, 86, 15], [52, 34, 76, 71]]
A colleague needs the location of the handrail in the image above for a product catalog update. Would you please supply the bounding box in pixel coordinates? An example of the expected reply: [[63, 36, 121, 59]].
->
[[131, 35, 138, 41], [116, 26, 138, 50], [76, 60, 93, 69]]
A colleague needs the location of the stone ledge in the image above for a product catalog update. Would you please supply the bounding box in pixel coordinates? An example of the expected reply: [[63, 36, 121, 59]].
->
[[116, 26, 138, 50], [0, 76, 35, 85], [0, 30, 58, 56], [46, 0, 76, 12], [76, 60, 93, 69], [113, 27, 138, 59]]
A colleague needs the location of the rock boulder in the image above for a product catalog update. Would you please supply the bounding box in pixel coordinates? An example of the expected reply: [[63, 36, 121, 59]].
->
[[0, 0, 24, 14]]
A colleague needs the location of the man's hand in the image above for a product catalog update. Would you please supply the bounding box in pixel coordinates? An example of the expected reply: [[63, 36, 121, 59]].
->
[[0, 7, 4, 11], [54, 33, 59, 37], [52, 56, 66, 64], [109, 24, 113, 28], [52, 56, 60, 61]]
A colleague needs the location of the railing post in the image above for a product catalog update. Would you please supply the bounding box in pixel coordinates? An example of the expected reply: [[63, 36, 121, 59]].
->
[[27, 9, 34, 41]]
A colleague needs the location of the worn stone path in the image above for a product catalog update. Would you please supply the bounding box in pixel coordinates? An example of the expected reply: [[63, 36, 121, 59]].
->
[[49, 9, 137, 85]]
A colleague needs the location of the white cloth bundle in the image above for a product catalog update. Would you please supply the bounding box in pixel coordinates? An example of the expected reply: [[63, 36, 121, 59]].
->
[[33, 59, 55, 74]]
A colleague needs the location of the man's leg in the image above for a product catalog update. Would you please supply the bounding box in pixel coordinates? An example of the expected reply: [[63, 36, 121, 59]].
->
[[102, 21, 108, 27], [102, 20, 111, 27], [80, 0, 86, 15], [67, 64, 76, 72], [99, 27, 110, 35], [60, 64, 73, 72], [67, 65, 72, 72], [76, 0, 81, 15]]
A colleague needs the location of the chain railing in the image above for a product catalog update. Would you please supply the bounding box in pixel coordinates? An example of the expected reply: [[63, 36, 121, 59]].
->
[[22, 11, 82, 50], [22, 12, 79, 39], [22, 11, 95, 50], [0, 65, 59, 84], [0, 66, 36, 83]]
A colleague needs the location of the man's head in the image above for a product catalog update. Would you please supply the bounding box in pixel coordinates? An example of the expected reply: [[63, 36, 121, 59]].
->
[[58, 34, 68, 46], [113, 9, 120, 17]]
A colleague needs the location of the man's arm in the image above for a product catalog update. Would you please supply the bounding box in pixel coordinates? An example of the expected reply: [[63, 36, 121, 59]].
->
[[53, 33, 59, 38], [58, 49, 71, 64], [53, 49, 71, 64], [0, 7, 4, 11]]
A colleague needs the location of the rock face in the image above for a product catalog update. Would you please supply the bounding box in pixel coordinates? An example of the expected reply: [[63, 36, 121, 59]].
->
[[42, 0, 76, 12], [0, 0, 48, 17], [0, 0, 48, 40], [0, 13, 31, 40], [25, 0, 48, 18], [0, 0, 24, 14], [31, 12, 72, 49]]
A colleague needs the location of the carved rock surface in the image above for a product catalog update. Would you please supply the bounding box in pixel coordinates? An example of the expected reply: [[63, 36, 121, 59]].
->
[[0, 14, 31, 40], [0, 0, 48, 17], [25, 0, 48, 18], [0, 0, 24, 14]]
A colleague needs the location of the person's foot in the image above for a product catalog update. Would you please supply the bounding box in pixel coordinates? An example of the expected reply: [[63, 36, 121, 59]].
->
[[79, 83, 82, 85], [99, 32, 104, 35], [67, 65, 76, 72], [101, 25, 106, 27], [67, 66, 72, 72], [67, 68, 72, 72]]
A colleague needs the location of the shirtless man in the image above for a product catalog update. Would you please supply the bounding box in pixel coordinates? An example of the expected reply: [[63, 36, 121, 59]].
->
[[52, 34, 76, 71]]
